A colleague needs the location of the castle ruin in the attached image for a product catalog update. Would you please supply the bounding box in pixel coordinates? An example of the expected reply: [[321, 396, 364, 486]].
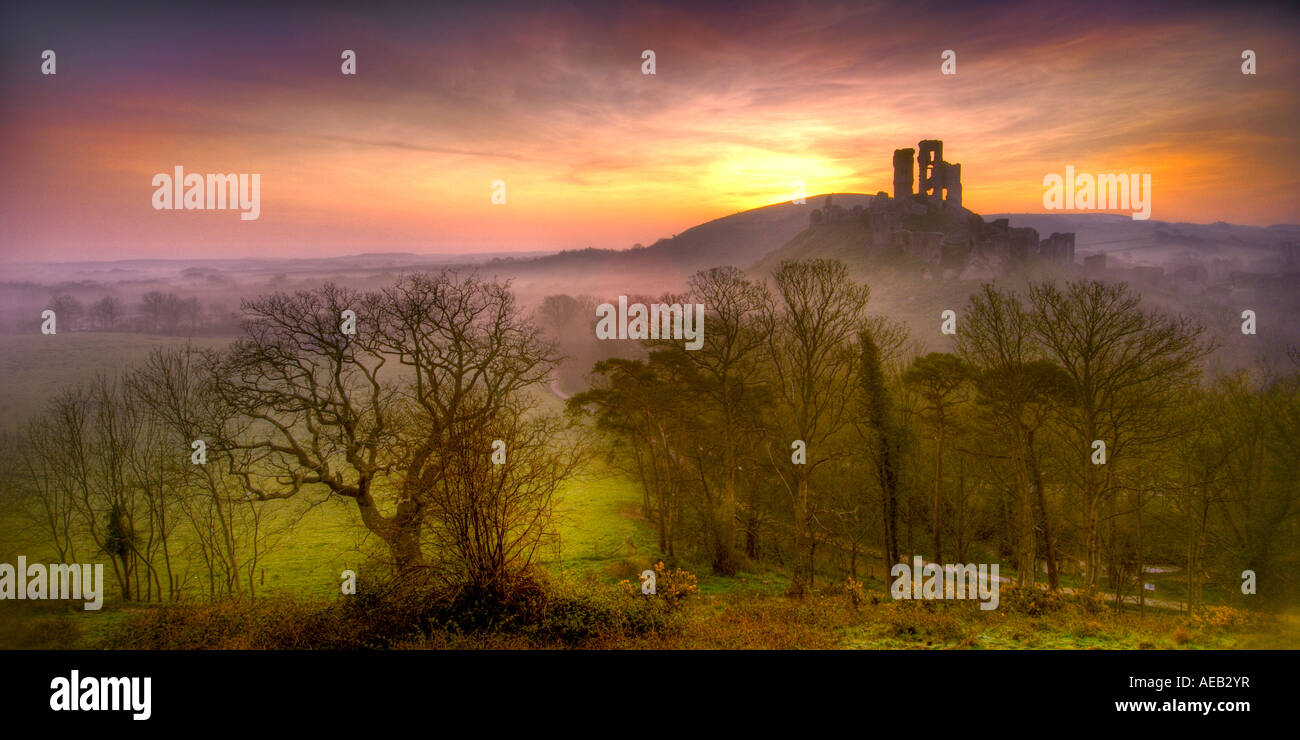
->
[[807, 140, 1075, 278]]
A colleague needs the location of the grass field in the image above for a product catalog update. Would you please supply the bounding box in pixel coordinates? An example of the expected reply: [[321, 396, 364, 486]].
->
[[0, 332, 231, 433]]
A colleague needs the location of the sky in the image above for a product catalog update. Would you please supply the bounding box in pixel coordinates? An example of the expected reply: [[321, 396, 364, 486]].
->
[[1, 0, 1298, 262]]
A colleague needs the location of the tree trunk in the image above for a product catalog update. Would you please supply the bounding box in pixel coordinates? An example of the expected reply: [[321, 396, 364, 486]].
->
[[714, 432, 739, 574], [1136, 490, 1145, 614], [355, 487, 424, 569], [789, 472, 810, 596], [745, 472, 760, 560], [1027, 432, 1059, 589], [956, 461, 968, 562], [933, 427, 944, 563], [1012, 449, 1036, 586]]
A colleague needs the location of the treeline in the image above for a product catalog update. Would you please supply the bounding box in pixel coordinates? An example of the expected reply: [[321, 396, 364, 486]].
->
[[40, 290, 238, 335], [565, 260, 1300, 608], [0, 290, 238, 335]]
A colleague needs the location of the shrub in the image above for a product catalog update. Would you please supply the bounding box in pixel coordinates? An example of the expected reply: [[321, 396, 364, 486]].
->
[[818, 577, 866, 608], [338, 570, 445, 647], [1062, 589, 1107, 615], [1000, 583, 1066, 616], [103, 597, 338, 650], [529, 579, 670, 645], [1189, 606, 1251, 632], [618, 561, 699, 607], [651, 561, 698, 605]]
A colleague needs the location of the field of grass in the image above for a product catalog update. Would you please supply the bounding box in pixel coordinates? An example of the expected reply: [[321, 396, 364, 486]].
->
[[236, 461, 663, 602], [0, 332, 231, 433]]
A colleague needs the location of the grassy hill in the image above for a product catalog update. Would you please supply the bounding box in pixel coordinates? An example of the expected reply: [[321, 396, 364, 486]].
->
[[500, 195, 872, 291]]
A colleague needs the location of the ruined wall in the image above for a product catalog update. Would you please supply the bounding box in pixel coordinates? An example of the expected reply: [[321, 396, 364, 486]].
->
[[916, 140, 962, 212], [918, 139, 943, 205], [1084, 254, 1107, 273], [1039, 232, 1076, 264], [941, 162, 961, 212]]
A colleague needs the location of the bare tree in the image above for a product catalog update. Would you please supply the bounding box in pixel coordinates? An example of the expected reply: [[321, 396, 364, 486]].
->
[[662, 266, 770, 574], [902, 352, 967, 564], [50, 294, 84, 332], [129, 346, 274, 598], [214, 273, 577, 592], [761, 259, 870, 595], [90, 296, 124, 331], [957, 284, 1073, 587], [1029, 280, 1209, 588]]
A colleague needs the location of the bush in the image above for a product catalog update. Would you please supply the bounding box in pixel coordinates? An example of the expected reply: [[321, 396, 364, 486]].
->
[[339, 570, 445, 647], [427, 574, 549, 635], [1062, 589, 1108, 615], [529, 578, 671, 645], [653, 561, 699, 604], [104, 570, 456, 650], [1189, 606, 1252, 632], [618, 561, 699, 606], [818, 577, 866, 608], [1000, 583, 1067, 616]]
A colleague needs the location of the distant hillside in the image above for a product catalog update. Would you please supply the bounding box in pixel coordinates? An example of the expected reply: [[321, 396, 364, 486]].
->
[[502, 195, 871, 279], [0, 250, 553, 285], [984, 214, 1300, 264], [750, 215, 878, 275]]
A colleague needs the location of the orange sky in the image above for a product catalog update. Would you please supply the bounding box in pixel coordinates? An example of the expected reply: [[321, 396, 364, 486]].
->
[[1, 1, 1297, 261]]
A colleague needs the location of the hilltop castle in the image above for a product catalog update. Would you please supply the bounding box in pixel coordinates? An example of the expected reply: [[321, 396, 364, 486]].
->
[[806, 140, 1075, 278]]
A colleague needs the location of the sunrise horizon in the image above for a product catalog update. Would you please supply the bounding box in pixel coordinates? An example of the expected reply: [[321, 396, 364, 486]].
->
[[3, 0, 1298, 262]]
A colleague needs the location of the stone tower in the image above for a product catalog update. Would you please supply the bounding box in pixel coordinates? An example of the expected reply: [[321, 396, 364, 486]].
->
[[917, 140, 943, 205], [916, 139, 962, 212], [892, 148, 915, 201]]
